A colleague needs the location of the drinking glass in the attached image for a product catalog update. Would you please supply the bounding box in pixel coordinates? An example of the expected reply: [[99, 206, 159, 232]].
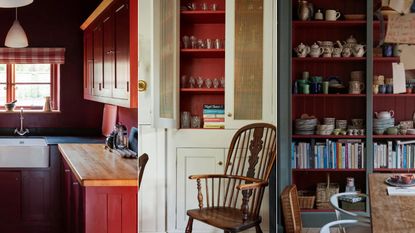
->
[[191, 115, 201, 128], [197, 39, 206, 49], [206, 38, 212, 49], [220, 77, 225, 88], [189, 76, 196, 88], [190, 36, 197, 49], [213, 78, 219, 88], [182, 35, 190, 49], [211, 3, 218, 11], [201, 2, 208, 11], [181, 111, 191, 128], [180, 75, 187, 88], [196, 77, 204, 88], [205, 78, 212, 88], [214, 39, 222, 49]]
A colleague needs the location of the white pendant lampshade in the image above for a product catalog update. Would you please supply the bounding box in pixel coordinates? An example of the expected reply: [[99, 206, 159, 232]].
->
[[0, 0, 32, 8], [5, 8, 28, 48]]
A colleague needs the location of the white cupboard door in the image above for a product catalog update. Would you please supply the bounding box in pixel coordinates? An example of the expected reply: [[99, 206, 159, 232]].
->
[[138, 0, 179, 127], [225, 0, 275, 129], [176, 148, 225, 232]]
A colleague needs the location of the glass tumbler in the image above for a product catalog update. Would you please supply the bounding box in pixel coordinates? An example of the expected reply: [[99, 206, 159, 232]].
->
[[191, 115, 201, 128], [213, 78, 219, 88], [205, 78, 212, 88], [181, 111, 191, 128]]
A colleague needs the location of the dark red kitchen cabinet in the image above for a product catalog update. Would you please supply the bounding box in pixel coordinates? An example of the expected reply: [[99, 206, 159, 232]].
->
[[21, 170, 50, 222], [0, 171, 21, 223], [62, 158, 72, 233], [84, 29, 94, 98], [102, 12, 115, 97], [82, 0, 137, 108], [70, 173, 83, 233], [113, 0, 130, 100], [93, 24, 104, 97]]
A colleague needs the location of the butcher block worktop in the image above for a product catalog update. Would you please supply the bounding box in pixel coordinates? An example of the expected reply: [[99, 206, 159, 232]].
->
[[58, 144, 137, 187]]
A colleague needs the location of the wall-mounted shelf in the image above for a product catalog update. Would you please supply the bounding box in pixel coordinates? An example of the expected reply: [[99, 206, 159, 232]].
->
[[180, 10, 225, 23], [180, 49, 225, 58], [292, 135, 366, 139], [180, 88, 224, 94], [293, 94, 366, 98], [293, 20, 366, 27], [292, 57, 366, 62]]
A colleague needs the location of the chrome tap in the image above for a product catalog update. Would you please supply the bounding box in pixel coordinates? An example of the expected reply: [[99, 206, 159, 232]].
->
[[14, 108, 29, 136]]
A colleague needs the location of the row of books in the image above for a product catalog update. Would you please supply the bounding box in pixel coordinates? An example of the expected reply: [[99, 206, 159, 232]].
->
[[374, 141, 415, 169], [291, 139, 365, 169], [203, 104, 224, 129]]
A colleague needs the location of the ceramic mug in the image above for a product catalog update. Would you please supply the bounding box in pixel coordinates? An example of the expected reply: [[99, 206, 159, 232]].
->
[[349, 81, 365, 94], [373, 84, 379, 94], [325, 10, 341, 21]]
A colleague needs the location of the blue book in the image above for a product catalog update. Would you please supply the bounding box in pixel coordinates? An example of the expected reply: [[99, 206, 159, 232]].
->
[[203, 109, 225, 114]]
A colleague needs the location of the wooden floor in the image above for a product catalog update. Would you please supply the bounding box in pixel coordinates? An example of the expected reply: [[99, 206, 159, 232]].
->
[[303, 228, 340, 233]]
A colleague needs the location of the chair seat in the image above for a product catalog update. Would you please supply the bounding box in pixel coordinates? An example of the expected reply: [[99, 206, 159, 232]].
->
[[187, 207, 261, 232]]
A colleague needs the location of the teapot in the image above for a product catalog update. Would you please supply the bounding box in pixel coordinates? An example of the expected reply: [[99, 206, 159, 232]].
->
[[374, 110, 394, 119], [341, 35, 358, 48], [332, 47, 342, 57], [352, 44, 366, 57], [342, 47, 352, 57], [309, 43, 324, 57], [294, 43, 310, 57]]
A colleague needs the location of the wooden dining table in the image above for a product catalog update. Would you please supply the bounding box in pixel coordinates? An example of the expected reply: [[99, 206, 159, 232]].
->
[[369, 173, 415, 233]]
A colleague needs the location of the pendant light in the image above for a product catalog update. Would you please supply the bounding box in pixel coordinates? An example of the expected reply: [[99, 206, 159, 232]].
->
[[5, 8, 28, 48], [0, 0, 32, 8]]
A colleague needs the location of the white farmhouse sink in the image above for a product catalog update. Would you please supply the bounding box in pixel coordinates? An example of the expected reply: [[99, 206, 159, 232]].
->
[[0, 138, 48, 168]]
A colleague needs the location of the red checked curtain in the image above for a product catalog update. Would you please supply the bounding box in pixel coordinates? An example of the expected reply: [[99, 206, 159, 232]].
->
[[0, 48, 65, 64]]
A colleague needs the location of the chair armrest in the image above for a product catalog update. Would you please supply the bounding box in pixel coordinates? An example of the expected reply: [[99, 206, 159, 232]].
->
[[320, 219, 371, 233], [236, 181, 268, 190], [189, 174, 263, 183]]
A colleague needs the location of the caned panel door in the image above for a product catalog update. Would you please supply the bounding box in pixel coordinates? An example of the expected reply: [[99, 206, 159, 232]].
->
[[224, 0, 275, 129]]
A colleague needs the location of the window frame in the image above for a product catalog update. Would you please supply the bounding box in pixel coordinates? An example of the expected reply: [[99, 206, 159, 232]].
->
[[0, 64, 59, 111]]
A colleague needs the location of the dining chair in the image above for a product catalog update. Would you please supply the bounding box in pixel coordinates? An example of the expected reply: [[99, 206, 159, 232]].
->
[[280, 184, 302, 233], [185, 123, 276, 233], [138, 153, 149, 189], [320, 219, 371, 233]]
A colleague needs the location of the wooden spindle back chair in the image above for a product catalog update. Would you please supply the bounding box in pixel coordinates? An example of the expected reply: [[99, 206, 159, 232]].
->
[[186, 123, 276, 233]]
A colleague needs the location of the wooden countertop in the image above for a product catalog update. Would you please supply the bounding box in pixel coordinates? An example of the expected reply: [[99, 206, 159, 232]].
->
[[369, 173, 415, 233], [58, 144, 137, 187]]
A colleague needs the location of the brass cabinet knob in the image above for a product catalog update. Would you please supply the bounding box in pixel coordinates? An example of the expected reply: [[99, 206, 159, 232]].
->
[[138, 80, 147, 92], [227, 113, 232, 117]]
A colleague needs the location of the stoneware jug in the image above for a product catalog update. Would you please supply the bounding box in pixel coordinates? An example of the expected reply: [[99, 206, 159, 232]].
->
[[374, 110, 394, 119], [342, 47, 352, 57], [352, 44, 366, 57], [298, 0, 311, 21]]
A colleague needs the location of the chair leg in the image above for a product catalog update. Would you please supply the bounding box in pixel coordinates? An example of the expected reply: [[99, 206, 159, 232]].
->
[[255, 224, 263, 233], [186, 217, 194, 233]]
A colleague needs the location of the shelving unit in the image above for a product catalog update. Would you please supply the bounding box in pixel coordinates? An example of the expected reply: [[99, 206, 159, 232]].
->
[[179, 0, 225, 128], [290, 0, 368, 214]]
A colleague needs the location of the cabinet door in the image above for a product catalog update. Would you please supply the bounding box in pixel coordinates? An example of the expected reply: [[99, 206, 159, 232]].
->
[[93, 24, 104, 97], [62, 160, 72, 233], [0, 171, 21, 223], [225, 0, 275, 129], [113, 1, 130, 100], [176, 148, 225, 232], [139, 0, 179, 127], [84, 29, 94, 98], [22, 170, 50, 222], [102, 14, 115, 98], [71, 174, 82, 233]]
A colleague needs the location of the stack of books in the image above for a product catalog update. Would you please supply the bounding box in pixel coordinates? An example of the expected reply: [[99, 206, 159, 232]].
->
[[291, 139, 365, 169], [374, 141, 415, 169], [203, 104, 224, 129]]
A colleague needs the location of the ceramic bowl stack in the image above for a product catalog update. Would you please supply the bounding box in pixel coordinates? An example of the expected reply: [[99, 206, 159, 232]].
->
[[373, 118, 395, 135], [295, 118, 318, 135], [316, 124, 335, 135]]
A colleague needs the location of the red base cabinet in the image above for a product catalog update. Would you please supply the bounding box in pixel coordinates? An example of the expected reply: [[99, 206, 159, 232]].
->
[[62, 157, 137, 233]]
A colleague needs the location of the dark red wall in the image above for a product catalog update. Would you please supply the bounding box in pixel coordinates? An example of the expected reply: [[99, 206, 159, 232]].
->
[[0, 0, 137, 133]]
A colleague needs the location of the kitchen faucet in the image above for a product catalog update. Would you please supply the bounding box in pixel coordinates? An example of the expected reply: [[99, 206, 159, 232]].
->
[[15, 108, 29, 136]]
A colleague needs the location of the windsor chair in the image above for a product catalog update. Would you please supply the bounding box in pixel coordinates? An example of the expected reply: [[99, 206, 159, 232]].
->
[[185, 123, 276, 233], [138, 153, 149, 189]]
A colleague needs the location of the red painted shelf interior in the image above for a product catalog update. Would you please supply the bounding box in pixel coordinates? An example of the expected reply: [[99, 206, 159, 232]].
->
[[293, 94, 366, 98], [373, 135, 415, 139], [293, 20, 366, 27], [292, 135, 366, 139], [179, 1, 225, 129], [373, 94, 414, 97], [181, 49, 225, 58], [373, 57, 400, 62], [181, 10, 225, 23], [180, 88, 224, 94], [292, 57, 366, 62]]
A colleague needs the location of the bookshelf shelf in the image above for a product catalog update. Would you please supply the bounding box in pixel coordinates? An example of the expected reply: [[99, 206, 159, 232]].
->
[[292, 135, 366, 139], [293, 168, 366, 172]]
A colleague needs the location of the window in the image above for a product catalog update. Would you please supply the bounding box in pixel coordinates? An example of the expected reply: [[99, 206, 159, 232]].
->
[[0, 64, 59, 110], [0, 47, 65, 111]]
